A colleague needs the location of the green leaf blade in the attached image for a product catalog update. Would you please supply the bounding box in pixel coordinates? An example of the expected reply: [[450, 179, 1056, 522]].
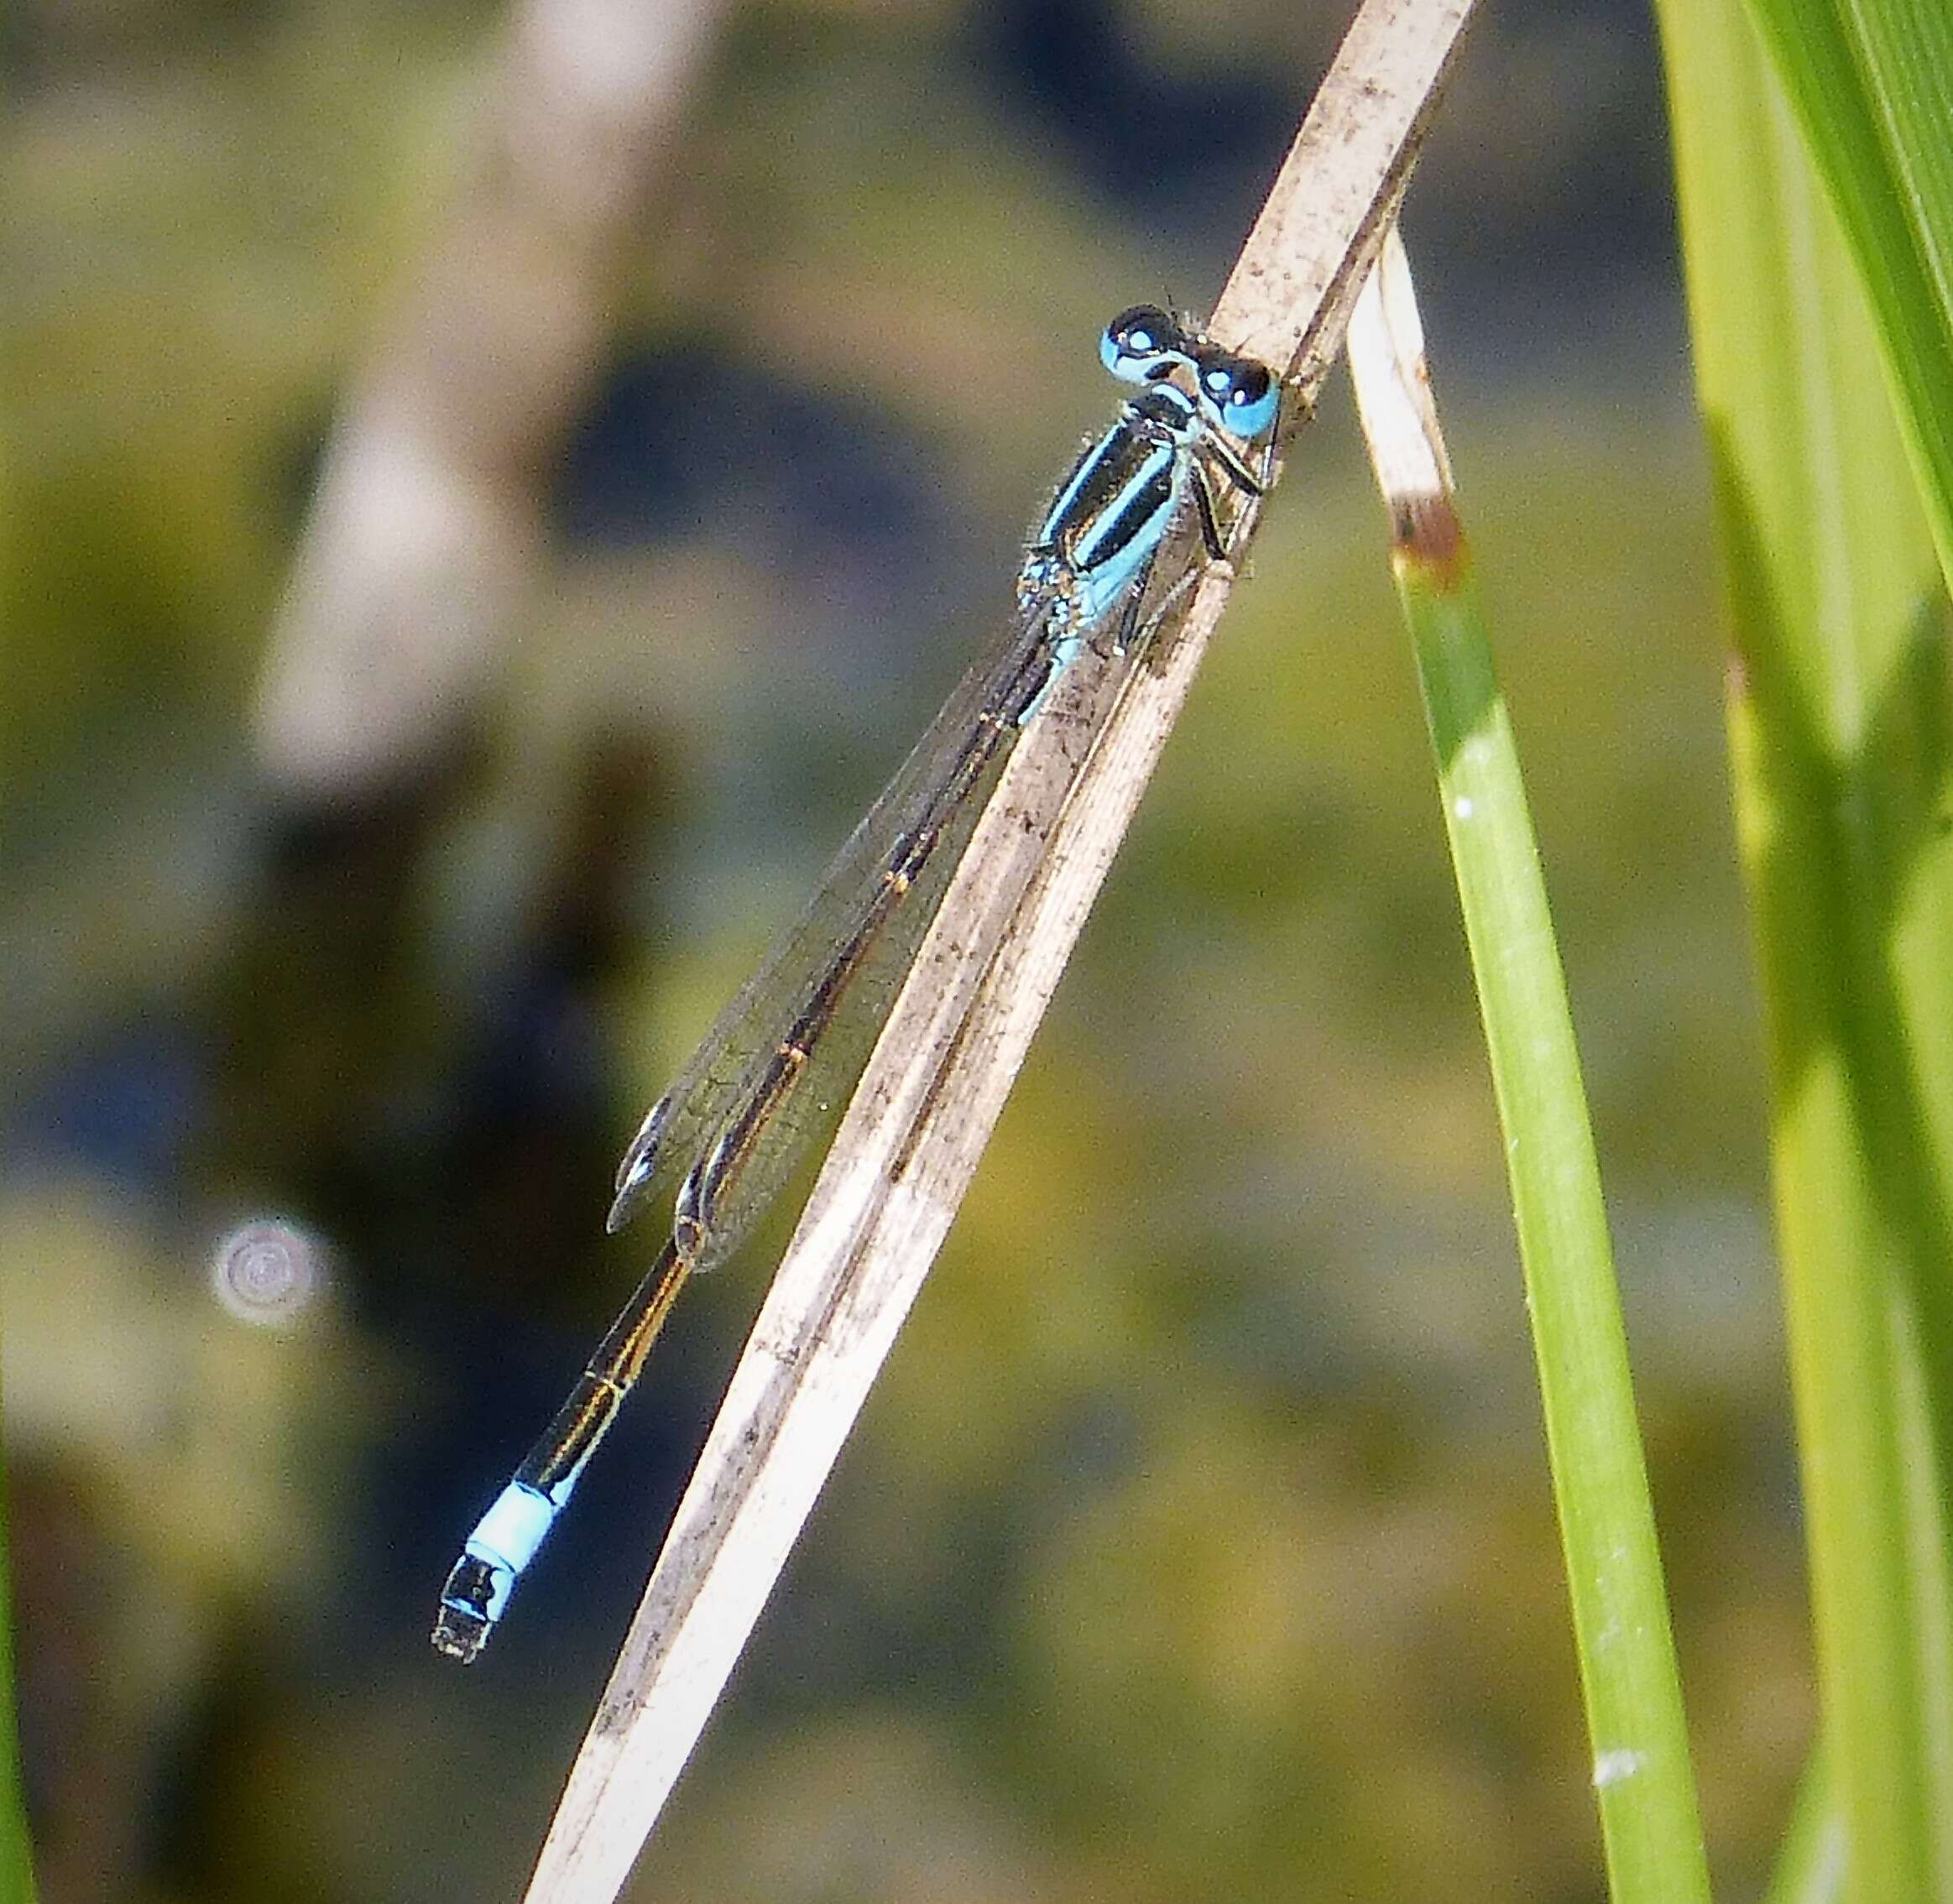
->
[[1742, 0, 1953, 590], [1658, 3, 1953, 1898], [1392, 536, 1711, 1904]]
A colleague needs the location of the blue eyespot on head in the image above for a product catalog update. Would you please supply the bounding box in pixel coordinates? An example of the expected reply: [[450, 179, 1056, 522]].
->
[[1100, 305, 1189, 384], [1197, 354, 1280, 439]]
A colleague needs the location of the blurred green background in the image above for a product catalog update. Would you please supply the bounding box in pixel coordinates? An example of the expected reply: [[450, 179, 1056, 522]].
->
[[1, 1, 1805, 1898]]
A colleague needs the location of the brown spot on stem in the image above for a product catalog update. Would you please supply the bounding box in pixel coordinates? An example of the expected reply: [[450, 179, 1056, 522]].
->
[[1392, 492, 1469, 585]]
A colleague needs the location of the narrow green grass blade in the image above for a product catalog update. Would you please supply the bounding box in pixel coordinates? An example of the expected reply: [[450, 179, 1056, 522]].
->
[[1658, 3, 1953, 1900], [1762, 1748, 1844, 1904], [0, 1442, 37, 1904], [1397, 553, 1710, 1904], [0, 456, 39, 1904], [1739, 0, 1953, 587], [1347, 247, 1710, 1904]]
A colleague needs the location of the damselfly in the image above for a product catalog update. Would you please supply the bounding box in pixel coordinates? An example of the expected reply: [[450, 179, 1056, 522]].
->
[[432, 307, 1281, 1662]]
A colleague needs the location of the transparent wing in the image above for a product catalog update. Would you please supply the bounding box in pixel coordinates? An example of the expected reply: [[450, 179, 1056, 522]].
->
[[607, 590, 1082, 1266]]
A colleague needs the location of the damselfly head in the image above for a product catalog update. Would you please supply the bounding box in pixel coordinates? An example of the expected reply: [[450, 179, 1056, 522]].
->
[[1101, 302, 1279, 444], [1193, 352, 1279, 440], [1100, 305, 1190, 385]]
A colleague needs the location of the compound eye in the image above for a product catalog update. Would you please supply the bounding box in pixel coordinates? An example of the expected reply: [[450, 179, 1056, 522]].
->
[[1202, 356, 1279, 437], [1100, 304, 1187, 383]]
